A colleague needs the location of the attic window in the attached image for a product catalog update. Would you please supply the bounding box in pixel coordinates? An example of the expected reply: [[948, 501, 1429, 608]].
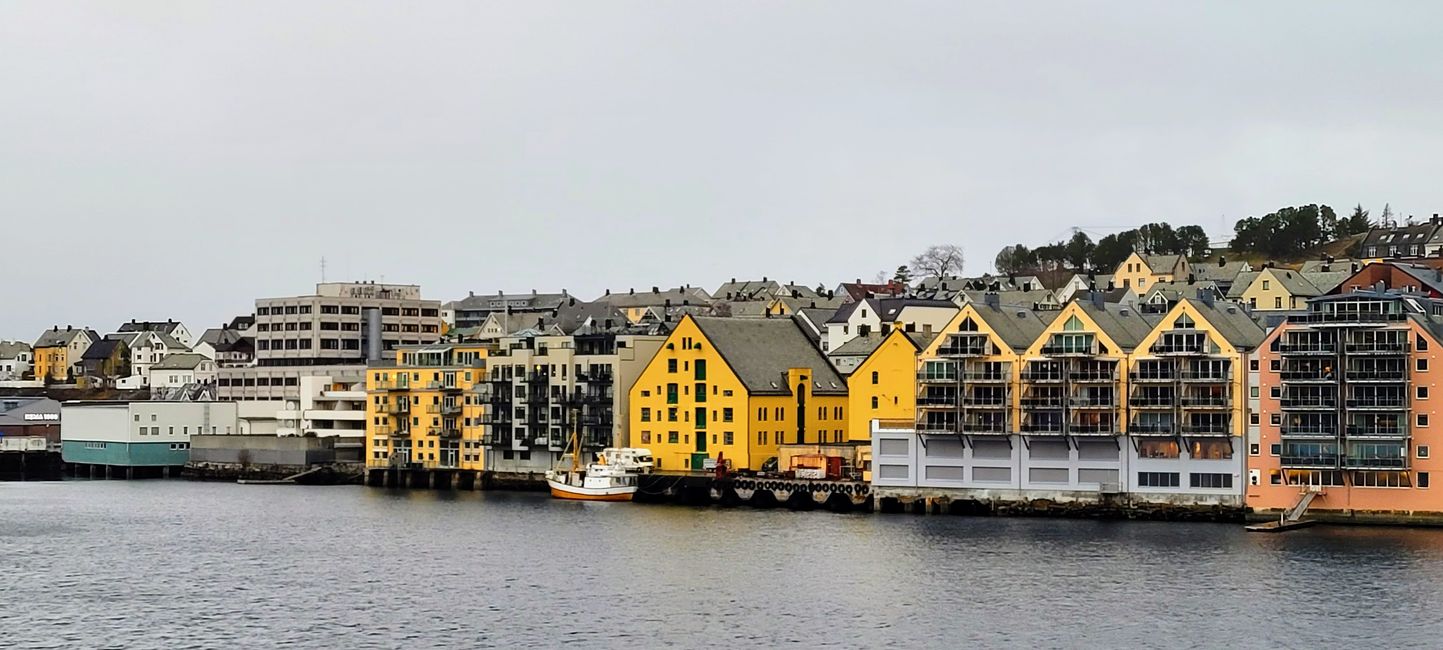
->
[[1063, 315, 1085, 331], [1175, 313, 1195, 329], [959, 317, 978, 332]]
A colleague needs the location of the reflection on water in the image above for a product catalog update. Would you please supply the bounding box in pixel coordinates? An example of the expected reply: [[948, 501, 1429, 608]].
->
[[4, 481, 1443, 648]]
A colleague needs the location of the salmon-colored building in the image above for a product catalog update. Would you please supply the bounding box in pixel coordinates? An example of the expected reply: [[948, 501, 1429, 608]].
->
[[1249, 289, 1443, 516]]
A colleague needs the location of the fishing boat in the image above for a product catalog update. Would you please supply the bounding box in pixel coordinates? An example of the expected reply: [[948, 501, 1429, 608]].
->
[[544, 420, 643, 501]]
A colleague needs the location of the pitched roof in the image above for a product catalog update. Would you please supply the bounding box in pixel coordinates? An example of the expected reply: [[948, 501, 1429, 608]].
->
[[830, 330, 937, 358], [0, 341, 30, 358], [1186, 299, 1267, 350], [961, 289, 1058, 308], [34, 328, 89, 348], [1191, 260, 1250, 284], [837, 281, 907, 301], [713, 279, 781, 301], [1226, 271, 1261, 299], [965, 302, 1059, 351], [1299, 270, 1352, 295], [1076, 300, 1164, 351], [1142, 281, 1222, 304], [690, 316, 846, 395], [452, 292, 571, 313], [593, 287, 712, 308], [198, 328, 253, 353], [80, 339, 124, 361], [117, 320, 184, 336], [827, 297, 957, 324], [150, 353, 210, 371], [1299, 259, 1362, 274], [1142, 254, 1186, 273]]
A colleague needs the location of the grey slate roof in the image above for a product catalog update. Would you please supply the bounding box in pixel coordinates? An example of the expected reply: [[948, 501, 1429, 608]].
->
[[1187, 299, 1267, 350], [1143, 281, 1222, 303], [150, 353, 209, 371], [80, 339, 124, 361], [713, 279, 781, 301], [34, 328, 88, 348], [1300, 270, 1352, 295], [1191, 260, 1250, 284], [117, 320, 184, 337], [0, 397, 61, 428], [830, 330, 937, 358], [1226, 271, 1261, 299], [966, 302, 1058, 352], [690, 316, 846, 395], [826, 297, 957, 324], [1077, 301, 1163, 352], [593, 287, 712, 308], [0, 341, 30, 359], [961, 289, 1058, 308], [1143, 254, 1186, 273], [1299, 259, 1362, 274]]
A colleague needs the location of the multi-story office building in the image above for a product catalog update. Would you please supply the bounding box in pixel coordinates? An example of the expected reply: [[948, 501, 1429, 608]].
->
[[875, 292, 1265, 510], [1249, 289, 1443, 515], [479, 327, 666, 475], [219, 282, 442, 400]]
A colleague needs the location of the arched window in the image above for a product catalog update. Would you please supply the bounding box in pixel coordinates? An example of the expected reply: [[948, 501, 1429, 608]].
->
[[871, 371, 879, 384]]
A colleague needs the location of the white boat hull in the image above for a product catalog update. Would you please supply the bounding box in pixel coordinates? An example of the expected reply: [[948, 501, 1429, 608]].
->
[[546, 478, 636, 501]]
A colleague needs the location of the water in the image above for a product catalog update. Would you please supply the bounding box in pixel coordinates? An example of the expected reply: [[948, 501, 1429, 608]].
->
[[4, 482, 1443, 649]]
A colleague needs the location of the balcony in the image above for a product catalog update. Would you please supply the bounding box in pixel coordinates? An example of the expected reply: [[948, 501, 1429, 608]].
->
[[960, 421, 1010, 435], [1280, 397, 1337, 410], [1345, 425, 1409, 439], [1343, 456, 1408, 469], [917, 372, 959, 385], [916, 418, 959, 435], [1068, 423, 1116, 436], [1129, 371, 1176, 383], [1179, 423, 1231, 437], [1280, 426, 1338, 439], [372, 381, 411, 391], [1346, 369, 1408, 383], [1281, 454, 1340, 469], [1020, 396, 1065, 409], [384, 403, 410, 415], [1021, 371, 1064, 383], [937, 335, 993, 357], [1179, 371, 1231, 383], [961, 371, 1010, 383], [1128, 422, 1176, 436], [1041, 343, 1097, 357], [1069, 397, 1115, 409], [916, 395, 960, 410], [962, 396, 1009, 408], [1180, 396, 1230, 409], [527, 371, 549, 383], [1290, 311, 1406, 325], [1345, 398, 1408, 411], [428, 427, 461, 439], [1128, 395, 1174, 409], [577, 370, 614, 383], [1344, 342, 1409, 355], [441, 404, 463, 416], [1021, 422, 1064, 435], [480, 412, 514, 425], [1069, 370, 1116, 383], [1152, 339, 1209, 356], [1279, 343, 1338, 355], [1279, 370, 1332, 383]]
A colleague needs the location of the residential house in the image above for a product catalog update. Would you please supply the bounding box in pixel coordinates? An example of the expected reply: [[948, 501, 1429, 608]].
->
[[1054, 273, 1114, 304], [450, 289, 570, 331], [194, 327, 256, 367], [1358, 217, 1441, 259], [594, 286, 713, 324], [1326, 262, 1443, 298], [78, 338, 131, 387], [841, 329, 935, 442], [1140, 282, 1224, 310], [824, 298, 959, 353], [629, 315, 849, 472], [367, 343, 490, 472], [32, 326, 97, 382], [148, 353, 218, 392], [108, 330, 187, 389], [1190, 257, 1253, 296], [117, 319, 194, 348], [1237, 267, 1350, 311], [793, 307, 840, 350], [0, 341, 32, 380], [1113, 252, 1191, 294], [835, 280, 909, 303]]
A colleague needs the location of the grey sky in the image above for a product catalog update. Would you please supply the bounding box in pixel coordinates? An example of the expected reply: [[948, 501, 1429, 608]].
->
[[3, 1, 1440, 340]]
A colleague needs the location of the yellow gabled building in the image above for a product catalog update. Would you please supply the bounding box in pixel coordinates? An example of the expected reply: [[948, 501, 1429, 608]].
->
[[629, 315, 848, 471], [1113, 251, 1190, 294], [915, 296, 1056, 438], [366, 343, 490, 470], [840, 329, 933, 442]]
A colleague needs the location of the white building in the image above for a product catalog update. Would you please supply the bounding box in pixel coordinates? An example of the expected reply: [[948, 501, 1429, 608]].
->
[[147, 353, 217, 392], [823, 298, 958, 353], [0, 341, 32, 380], [60, 400, 238, 477], [278, 375, 367, 460]]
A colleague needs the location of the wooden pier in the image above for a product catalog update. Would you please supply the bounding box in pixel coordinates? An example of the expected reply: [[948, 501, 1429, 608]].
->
[[636, 472, 872, 512]]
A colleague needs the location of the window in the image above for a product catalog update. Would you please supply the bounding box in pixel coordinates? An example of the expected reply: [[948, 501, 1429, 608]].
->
[[667, 359, 677, 373], [1419, 414, 1430, 428], [641, 408, 651, 422], [871, 397, 878, 409], [1419, 335, 1429, 352], [1419, 359, 1430, 372], [695, 383, 707, 403], [1270, 443, 1282, 456], [871, 371, 879, 385], [723, 407, 733, 423], [1270, 386, 1280, 399], [1270, 413, 1281, 425], [1420, 387, 1430, 400], [1420, 445, 1431, 459], [1249, 443, 1260, 456], [1250, 387, 1260, 398], [1421, 472, 1431, 489], [1274, 297, 1282, 309], [1250, 359, 1259, 371], [667, 408, 677, 422], [1269, 359, 1281, 372], [1189, 473, 1233, 489], [1262, 280, 1270, 290], [1137, 472, 1180, 488], [667, 431, 679, 444], [695, 360, 707, 380], [723, 432, 733, 445]]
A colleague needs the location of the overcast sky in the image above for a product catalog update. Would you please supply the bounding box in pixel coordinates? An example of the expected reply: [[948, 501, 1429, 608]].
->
[[3, 1, 1440, 340]]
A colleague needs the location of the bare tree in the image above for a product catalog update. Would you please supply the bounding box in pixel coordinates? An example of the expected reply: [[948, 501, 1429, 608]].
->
[[910, 244, 965, 279]]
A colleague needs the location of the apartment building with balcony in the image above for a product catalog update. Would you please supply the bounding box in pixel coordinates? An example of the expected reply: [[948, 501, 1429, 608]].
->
[[219, 281, 442, 400], [478, 323, 666, 475], [365, 343, 489, 471], [874, 292, 1265, 511], [1250, 289, 1443, 517]]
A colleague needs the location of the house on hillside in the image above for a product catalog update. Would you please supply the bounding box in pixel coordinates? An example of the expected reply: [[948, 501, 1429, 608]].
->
[[1358, 217, 1441, 259], [0, 341, 32, 380], [1112, 252, 1191, 294], [117, 320, 194, 348]]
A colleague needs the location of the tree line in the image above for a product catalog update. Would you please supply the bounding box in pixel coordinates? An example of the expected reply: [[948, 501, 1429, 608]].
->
[[992, 203, 1382, 276]]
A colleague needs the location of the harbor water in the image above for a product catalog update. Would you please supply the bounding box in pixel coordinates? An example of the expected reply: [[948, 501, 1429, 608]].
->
[[4, 481, 1443, 648]]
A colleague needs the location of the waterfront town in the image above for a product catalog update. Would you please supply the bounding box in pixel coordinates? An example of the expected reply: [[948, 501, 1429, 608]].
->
[[7, 222, 1443, 526]]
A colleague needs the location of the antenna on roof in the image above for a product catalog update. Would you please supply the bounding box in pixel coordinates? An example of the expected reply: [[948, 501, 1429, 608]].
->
[[320, 257, 327, 283]]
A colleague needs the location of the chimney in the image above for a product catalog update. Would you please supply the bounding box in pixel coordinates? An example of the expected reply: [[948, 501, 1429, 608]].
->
[[1218, 256, 1226, 267], [1090, 291, 1104, 309], [762, 276, 769, 282], [629, 288, 635, 295], [854, 278, 861, 284], [1187, 273, 1195, 283], [1198, 288, 1215, 307], [731, 277, 737, 283], [665, 299, 672, 308], [568, 298, 576, 306], [827, 290, 835, 299], [66, 325, 72, 332], [605, 289, 611, 296], [791, 290, 799, 298], [531, 289, 538, 296], [1375, 280, 1386, 294], [652, 286, 659, 294], [984, 292, 1000, 309], [468, 291, 474, 297]]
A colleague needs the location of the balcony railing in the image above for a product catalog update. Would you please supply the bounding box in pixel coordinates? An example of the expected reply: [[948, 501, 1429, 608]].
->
[[1289, 311, 1406, 325], [1021, 371, 1064, 383], [1280, 454, 1340, 468], [384, 403, 410, 415], [1345, 425, 1408, 438], [962, 397, 1009, 408], [937, 340, 992, 357], [1069, 398, 1115, 409], [1343, 456, 1407, 469], [1345, 369, 1408, 382], [441, 404, 463, 415], [1020, 396, 1065, 408], [917, 372, 959, 384], [1129, 395, 1174, 408], [1345, 398, 1408, 410], [961, 372, 1009, 382], [1069, 370, 1116, 383], [1041, 343, 1097, 356], [1179, 372, 1231, 383], [1152, 341, 1209, 355], [1344, 342, 1409, 355], [1279, 343, 1338, 355], [1021, 423, 1064, 434], [960, 422, 1010, 434], [916, 396, 959, 408], [1179, 423, 1231, 436], [1129, 372, 1176, 383], [1068, 424, 1116, 435], [1280, 397, 1337, 410], [1180, 396, 1230, 408], [1280, 370, 1332, 382], [1280, 426, 1338, 438], [1128, 422, 1176, 436]]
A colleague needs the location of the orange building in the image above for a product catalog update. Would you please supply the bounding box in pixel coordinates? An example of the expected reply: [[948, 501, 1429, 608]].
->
[[1248, 289, 1443, 516]]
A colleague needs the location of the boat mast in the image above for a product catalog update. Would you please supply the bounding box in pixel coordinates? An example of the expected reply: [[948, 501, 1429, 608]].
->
[[569, 405, 582, 473]]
